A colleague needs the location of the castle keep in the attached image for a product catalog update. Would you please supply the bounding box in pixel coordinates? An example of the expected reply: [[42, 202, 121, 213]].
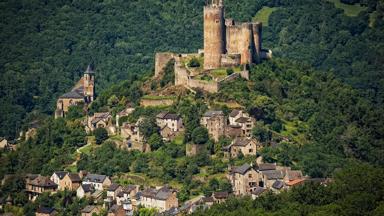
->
[[154, 0, 271, 93], [204, 0, 263, 69]]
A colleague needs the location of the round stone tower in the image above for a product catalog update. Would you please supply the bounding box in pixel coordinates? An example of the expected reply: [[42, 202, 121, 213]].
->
[[204, 0, 225, 70], [252, 22, 263, 64], [240, 23, 254, 65]]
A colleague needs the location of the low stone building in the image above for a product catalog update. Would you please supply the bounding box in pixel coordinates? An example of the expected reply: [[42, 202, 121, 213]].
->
[[228, 164, 259, 196], [81, 205, 101, 216], [201, 111, 226, 142], [26, 175, 58, 201], [212, 192, 229, 204], [36, 207, 57, 216], [156, 112, 183, 132], [60, 173, 81, 191], [140, 186, 178, 213], [224, 137, 259, 158], [87, 112, 116, 135], [82, 173, 111, 191], [77, 184, 95, 199]]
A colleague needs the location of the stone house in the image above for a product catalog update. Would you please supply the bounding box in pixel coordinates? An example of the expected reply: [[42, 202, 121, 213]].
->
[[82, 173, 111, 191], [212, 192, 229, 204], [228, 110, 255, 137], [201, 111, 226, 142], [105, 183, 122, 207], [251, 187, 267, 199], [60, 173, 81, 191], [116, 185, 139, 206], [50, 171, 68, 189], [26, 175, 58, 201], [156, 112, 183, 132], [108, 204, 125, 216], [81, 205, 101, 216], [227, 164, 259, 196], [140, 187, 178, 213], [77, 184, 95, 199], [225, 137, 258, 158], [55, 65, 95, 119], [36, 207, 57, 216], [87, 112, 116, 135], [259, 169, 285, 189]]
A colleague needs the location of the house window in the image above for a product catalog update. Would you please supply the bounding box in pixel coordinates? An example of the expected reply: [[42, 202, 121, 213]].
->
[[249, 149, 253, 153], [248, 174, 252, 178]]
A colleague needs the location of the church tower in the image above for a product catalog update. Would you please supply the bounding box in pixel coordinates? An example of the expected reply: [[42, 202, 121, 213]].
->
[[83, 65, 95, 103], [204, 0, 225, 69]]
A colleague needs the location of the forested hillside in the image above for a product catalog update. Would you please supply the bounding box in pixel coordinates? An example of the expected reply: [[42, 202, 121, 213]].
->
[[1, 0, 384, 140]]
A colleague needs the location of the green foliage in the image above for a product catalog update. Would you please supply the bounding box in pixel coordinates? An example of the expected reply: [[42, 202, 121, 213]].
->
[[94, 127, 108, 145], [65, 103, 84, 120], [188, 57, 201, 68], [138, 117, 160, 140], [147, 133, 164, 151], [192, 127, 209, 145]]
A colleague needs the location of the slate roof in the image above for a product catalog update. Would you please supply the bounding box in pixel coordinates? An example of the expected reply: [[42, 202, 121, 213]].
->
[[213, 191, 228, 199], [141, 187, 175, 201], [203, 110, 224, 117], [108, 204, 122, 213], [286, 170, 303, 181], [229, 109, 241, 117], [156, 112, 180, 120], [91, 113, 111, 124], [232, 138, 253, 147], [54, 171, 68, 180], [258, 163, 276, 171], [272, 180, 284, 189], [202, 196, 214, 203], [261, 170, 284, 180], [67, 173, 81, 182], [29, 176, 57, 188], [80, 184, 94, 193], [235, 117, 251, 123], [83, 174, 107, 183], [252, 187, 267, 196], [36, 207, 56, 214], [85, 65, 95, 74], [232, 164, 252, 175], [81, 205, 97, 213], [108, 183, 121, 192], [59, 90, 84, 99]]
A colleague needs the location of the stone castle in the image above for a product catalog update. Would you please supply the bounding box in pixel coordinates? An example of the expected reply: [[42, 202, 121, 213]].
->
[[155, 0, 271, 93], [55, 65, 95, 118]]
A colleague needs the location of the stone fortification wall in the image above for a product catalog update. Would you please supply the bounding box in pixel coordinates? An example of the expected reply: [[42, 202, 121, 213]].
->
[[140, 98, 174, 107], [155, 52, 175, 77], [188, 79, 219, 93]]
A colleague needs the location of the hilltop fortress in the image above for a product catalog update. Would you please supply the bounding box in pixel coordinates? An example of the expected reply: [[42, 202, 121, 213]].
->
[[155, 0, 272, 93]]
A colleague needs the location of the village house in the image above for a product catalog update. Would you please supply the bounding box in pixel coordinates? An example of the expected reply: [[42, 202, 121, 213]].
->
[[156, 112, 183, 132], [140, 186, 178, 213], [224, 137, 259, 158], [251, 187, 267, 199], [120, 120, 150, 152], [55, 65, 95, 119], [227, 164, 259, 196], [36, 207, 57, 216], [212, 192, 229, 204], [50, 171, 68, 189], [59, 173, 81, 191], [81, 205, 101, 216], [201, 111, 226, 142], [26, 175, 58, 201], [82, 173, 112, 191], [108, 204, 126, 216], [105, 183, 123, 207], [77, 184, 95, 199], [116, 185, 139, 206], [87, 112, 116, 135], [259, 164, 285, 189], [228, 110, 255, 137]]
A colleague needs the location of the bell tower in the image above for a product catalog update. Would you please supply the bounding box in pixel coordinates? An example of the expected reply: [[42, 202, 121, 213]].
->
[[83, 65, 95, 103]]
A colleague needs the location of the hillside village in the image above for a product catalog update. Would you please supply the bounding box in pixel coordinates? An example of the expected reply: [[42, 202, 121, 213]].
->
[[0, 1, 349, 216]]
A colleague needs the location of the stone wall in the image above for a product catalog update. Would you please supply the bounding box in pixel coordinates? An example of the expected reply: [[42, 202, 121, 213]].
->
[[221, 54, 241, 67], [140, 98, 175, 107], [188, 79, 219, 93], [155, 52, 175, 77]]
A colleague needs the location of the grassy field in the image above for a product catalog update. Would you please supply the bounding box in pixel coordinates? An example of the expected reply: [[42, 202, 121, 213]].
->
[[253, 6, 279, 26], [327, 0, 367, 16], [141, 95, 176, 100]]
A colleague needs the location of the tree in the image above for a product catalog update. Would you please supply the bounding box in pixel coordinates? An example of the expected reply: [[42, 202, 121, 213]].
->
[[138, 117, 159, 139], [147, 133, 164, 151], [192, 127, 209, 145], [94, 128, 108, 145]]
